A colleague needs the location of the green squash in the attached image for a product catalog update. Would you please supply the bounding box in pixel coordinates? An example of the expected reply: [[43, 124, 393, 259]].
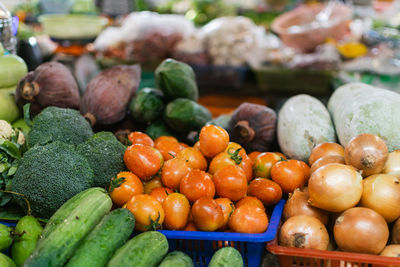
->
[[0, 87, 20, 123], [0, 55, 27, 88], [129, 88, 164, 124]]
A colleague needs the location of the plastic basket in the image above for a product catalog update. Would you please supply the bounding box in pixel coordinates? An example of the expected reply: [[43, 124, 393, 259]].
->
[[159, 199, 285, 267], [267, 238, 400, 267]]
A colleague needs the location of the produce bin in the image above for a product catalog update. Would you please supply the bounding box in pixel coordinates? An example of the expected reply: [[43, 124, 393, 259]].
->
[[159, 199, 285, 267], [267, 237, 400, 267]]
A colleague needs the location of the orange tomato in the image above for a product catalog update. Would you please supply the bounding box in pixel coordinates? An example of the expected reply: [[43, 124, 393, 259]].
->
[[177, 147, 207, 171], [208, 151, 253, 182], [193, 141, 201, 150], [225, 142, 246, 155], [124, 144, 164, 181], [180, 169, 215, 203], [247, 178, 282, 206], [143, 174, 163, 194], [213, 165, 247, 201], [228, 205, 269, 233], [271, 160, 307, 194], [253, 152, 282, 179], [161, 158, 191, 190], [192, 197, 224, 231], [297, 160, 311, 182], [154, 136, 183, 161], [149, 187, 173, 204], [109, 171, 144, 207], [128, 131, 154, 147], [183, 222, 197, 231], [248, 151, 262, 162], [163, 193, 191, 230], [199, 125, 229, 158], [215, 198, 235, 230], [126, 194, 165, 231], [274, 152, 287, 160], [179, 142, 190, 148], [235, 196, 265, 211]]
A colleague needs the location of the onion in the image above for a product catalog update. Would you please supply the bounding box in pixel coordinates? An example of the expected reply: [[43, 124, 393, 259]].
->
[[308, 163, 363, 212], [283, 188, 329, 225], [310, 155, 345, 175], [279, 215, 329, 250], [392, 218, 400, 244], [383, 150, 400, 178], [334, 207, 389, 255], [308, 142, 344, 166], [360, 174, 400, 223], [344, 133, 388, 177], [380, 245, 400, 257]]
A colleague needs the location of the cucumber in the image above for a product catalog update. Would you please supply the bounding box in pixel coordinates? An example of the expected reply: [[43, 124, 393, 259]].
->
[[24, 187, 112, 267], [208, 247, 243, 267], [277, 94, 336, 162], [66, 208, 135, 267], [129, 88, 164, 124], [0, 252, 16, 267], [145, 119, 174, 140], [164, 98, 212, 134], [158, 251, 194, 267], [107, 231, 168, 267], [0, 55, 28, 88]]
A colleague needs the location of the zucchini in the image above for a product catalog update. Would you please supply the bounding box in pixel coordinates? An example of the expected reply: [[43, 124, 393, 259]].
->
[[164, 98, 212, 134], [107, 231, 168, 267], [0, 55, 27, 88], [208, 247, 243, 267], [24, 188, 112, 267], [158, 251, 194, 267], [66, 208, 135, 267], [129, 88, 164, 124]]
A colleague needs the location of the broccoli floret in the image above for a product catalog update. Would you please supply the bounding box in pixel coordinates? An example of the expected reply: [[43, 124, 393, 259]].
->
[[12, 141, 94, 218], [27, 106, 93, 148], [77, 132, 126, 188]]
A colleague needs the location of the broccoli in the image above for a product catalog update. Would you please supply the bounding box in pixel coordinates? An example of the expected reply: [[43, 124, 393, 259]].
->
[[77, 132, 126, 188], [27, 106, 93, 148], [12, 141, 94, 218]]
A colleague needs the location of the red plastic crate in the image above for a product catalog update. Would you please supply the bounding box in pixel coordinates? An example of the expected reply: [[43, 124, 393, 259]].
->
[[267, 238, 400, 267]]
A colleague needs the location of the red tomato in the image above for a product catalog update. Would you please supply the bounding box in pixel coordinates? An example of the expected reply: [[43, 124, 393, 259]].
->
[[228, 205, 269, 233], [109, 171, 143, 207], [193, 141, 201, 150], [128, 131, 154, 147], [180, 169, 215, 203], [253, 152, 282, 179], [199, 125, 229, 158], [143, 174, 163, 194], [149, 187, 173, 204], [192, 197, 224, 231], [161, 157, 191, 190], [247, 178, 282, 206], [248, 151, 262, 162], [215, 198, 235, 230], [177, 147, 208, 171], [225, 142, 246, 155], [126, 194, 165, 231], [271, 160, 307, 194], [208, 151, 253, 182], [297, 160, 311, 182], [163, 193, 191, 230], [235, 196, 265, 211], [154, 136, 183, 161], [213, 165, 248, 201], [183, 222, 197, 231]]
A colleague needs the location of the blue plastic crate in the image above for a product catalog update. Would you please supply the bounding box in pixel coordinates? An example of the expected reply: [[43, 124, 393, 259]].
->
[[159, 199, 285, 267]]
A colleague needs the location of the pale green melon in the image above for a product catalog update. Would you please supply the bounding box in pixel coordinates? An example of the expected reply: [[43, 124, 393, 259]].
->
[[0, 87, 20, 123]]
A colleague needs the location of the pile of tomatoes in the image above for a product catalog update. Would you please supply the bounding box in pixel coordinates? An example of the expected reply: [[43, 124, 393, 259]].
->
[[109, 125, 310, 233]]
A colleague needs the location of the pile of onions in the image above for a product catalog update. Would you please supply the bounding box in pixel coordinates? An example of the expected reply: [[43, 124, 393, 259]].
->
[[360, 174, 400, 223], [344, 133, 388, 177], [334, 207, 389, 255], [308, 163, 363, 212], [279, 215, 329, 250], [383, 150, 400, 178], [310, 155, 345, 175], [380, 245, 400, 257], [283, 188, 329, 225], [392, 218, 400, 244], [308, 142, 344, 166]]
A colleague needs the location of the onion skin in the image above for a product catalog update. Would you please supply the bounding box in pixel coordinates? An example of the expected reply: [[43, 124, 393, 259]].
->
[[344, 133, 388, 177], [392, 218, 400, 244], [380, 245, 400, 257], [334, 207, 389, 255], [310, 155, 345, 175], [279, 215, 329, 250], [308, 163, 363, 213], [383, 150, 400, 178], [308, 142, 344, 166], [283, 188, 329, 225], [360, 174, 400, 223]]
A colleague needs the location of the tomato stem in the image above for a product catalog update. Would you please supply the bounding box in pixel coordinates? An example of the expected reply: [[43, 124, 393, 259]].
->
[[109, 176, 126, 193], [228, 148, 242, 165]]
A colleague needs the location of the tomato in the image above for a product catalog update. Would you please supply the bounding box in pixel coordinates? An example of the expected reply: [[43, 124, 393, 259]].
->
[[192, 197, 224, 231], [179, 142, 189, 148], [215, 198, 235, 230], [128, 131, 154, 147], [228, 205, 269, 233], [248, 151, 262, 162], [126, 194, 165, 231], [124, 144, 164, 181], [161, 157, 191, 190], [199, 125, 229, 158], [235, 196, 265, 211], [247, 178, 282, 206], [253, 152, 281, 179], [213, 165, 247, 201], [149, 187, 173, 204], [274, 152, 287, 160], [183, 222, 197, 231], [225, 142, 246, 155], [193, 141, 201, 150], [297, 160, 311, 182], [209, 151, 253, 182], [180, 169, 215, 203], [162, 193, 191, 230], [177, 147, 207, 171], [143, 174, 163, 194], [271, 160, 307, 194], [109, 171, 144, 207], [154, 136, 183, 161]]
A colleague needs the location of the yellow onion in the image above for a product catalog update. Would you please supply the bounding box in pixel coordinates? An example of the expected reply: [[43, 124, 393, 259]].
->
[[392, 218, 400, 244], [383, 150, 400, 178], [380, 245, 400, 257], [360, 174, 400, 223], [310, 155, 345, 175], [309, 142, 344, 166], [308, 163, 363, 213]]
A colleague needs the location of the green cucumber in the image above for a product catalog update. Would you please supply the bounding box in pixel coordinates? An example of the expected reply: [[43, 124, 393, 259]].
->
[[107, 231, 168, 267], [130, 88, 164, 124], [24, 187, 112, 267], [0, 252, 16, 267], [158, 251, 194, 267], [208, 247, 243, 267], [164, 98, 212, 134], [66, 208, 135, 267], [0, 224, 13, 251], [0, 55, 28, 88]]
